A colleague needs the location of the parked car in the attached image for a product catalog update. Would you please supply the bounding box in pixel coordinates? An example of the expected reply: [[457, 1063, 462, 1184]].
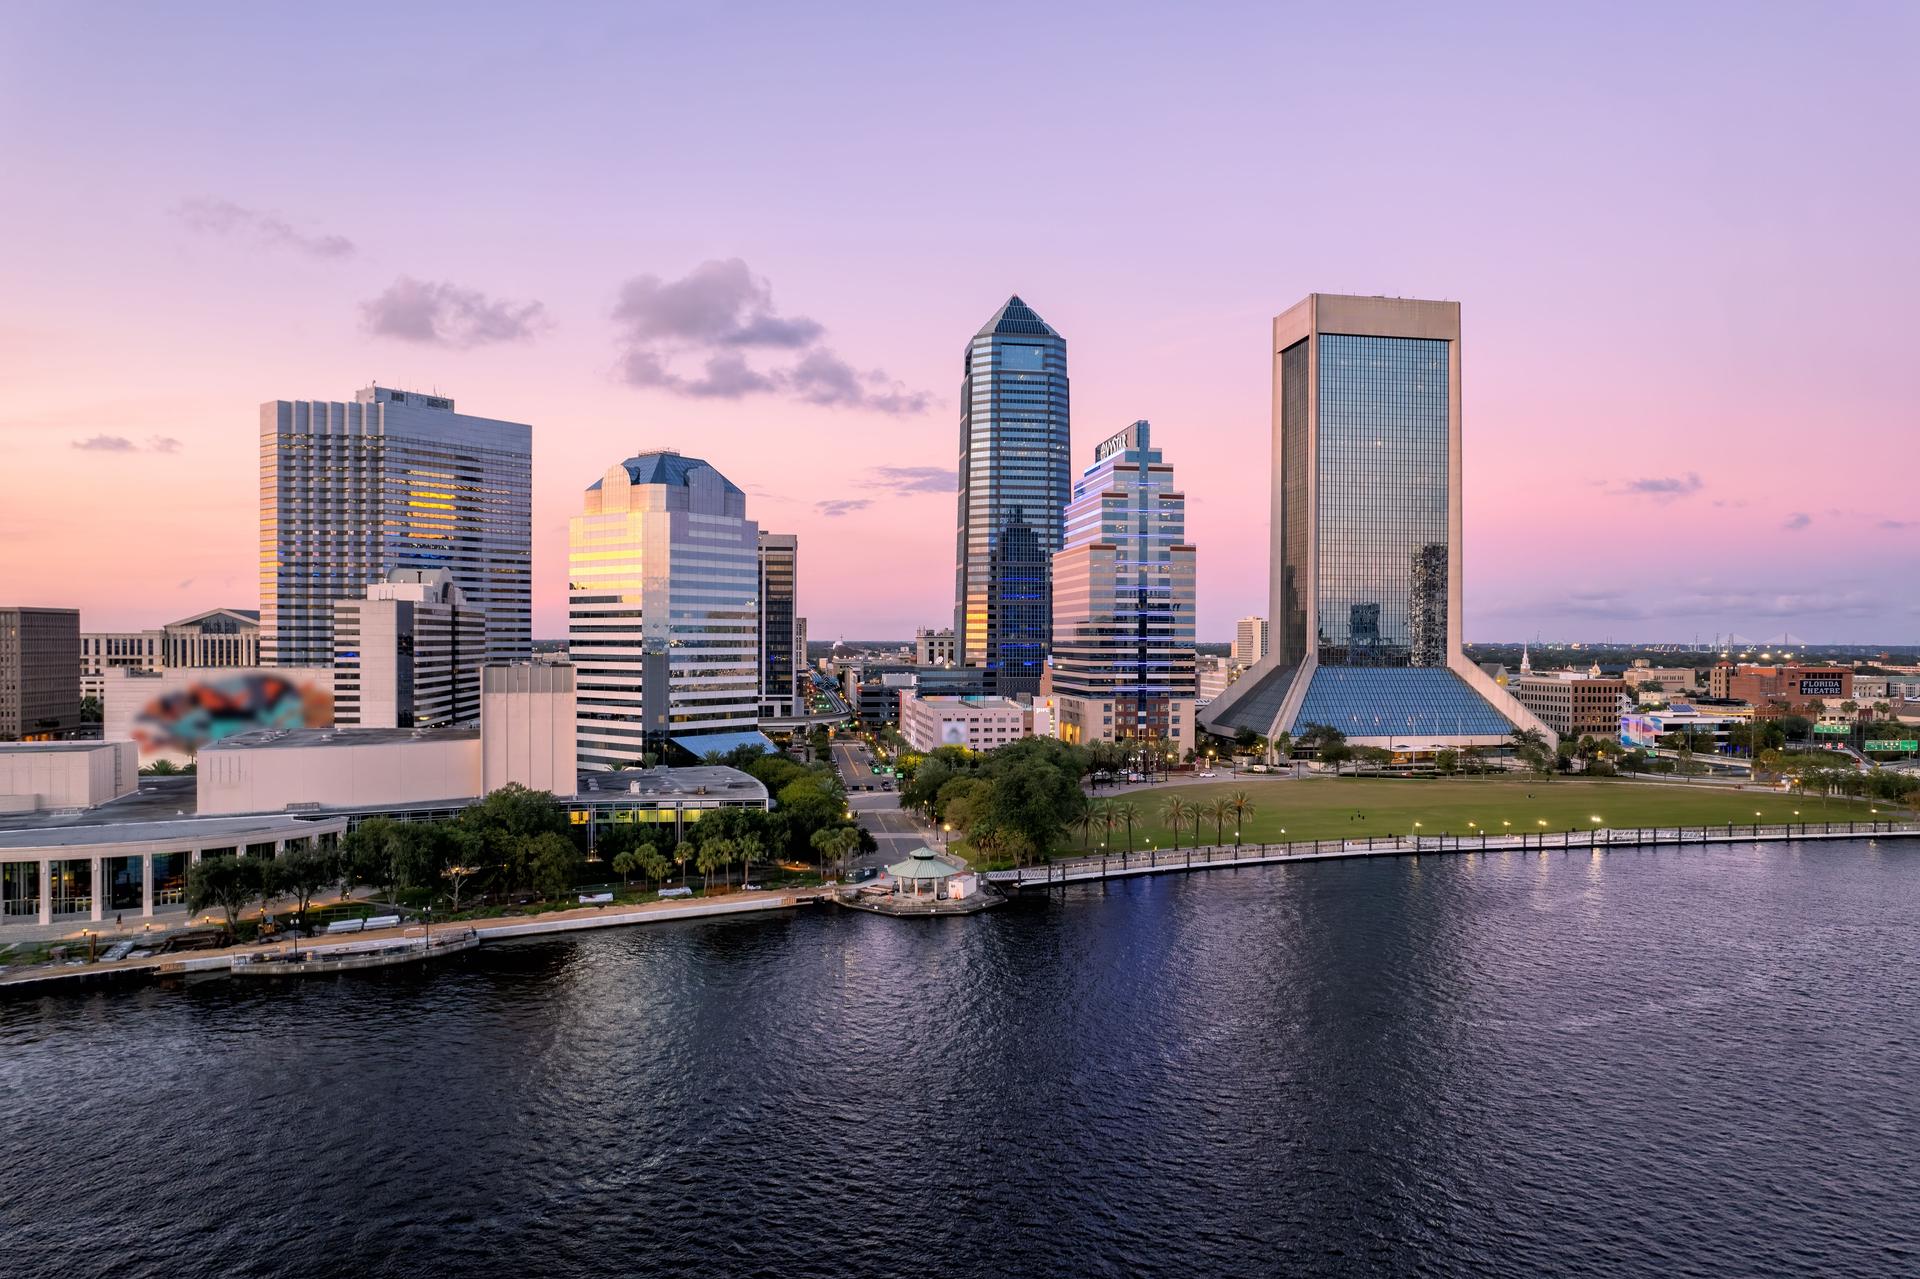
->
[[1198, 770, 1217, 778], [1126, 772, 1146, 783]]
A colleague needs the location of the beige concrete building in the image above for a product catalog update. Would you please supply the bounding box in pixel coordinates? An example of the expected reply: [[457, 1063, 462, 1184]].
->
[[197, 727, 484, 816], [899, 694, 1052, 753], [0, 742, 138, 813], [482, 663, 578, 797], [1622, 665, 1697, 697], [333, 569, 484, 729], [1511, 675, 1630, 740], [0, 607, 81, 740], [915, 627, 957, 667]]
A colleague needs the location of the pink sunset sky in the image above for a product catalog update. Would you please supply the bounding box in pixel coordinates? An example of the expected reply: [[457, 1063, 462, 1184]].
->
[[1, 3, 1914, 643]]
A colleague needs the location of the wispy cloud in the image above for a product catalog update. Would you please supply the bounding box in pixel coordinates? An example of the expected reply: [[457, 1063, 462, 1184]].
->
[[1782, 512, 1812, 531], [1613, 472, 1704, 502], [72, 434, 182, 454], [868, 465, 956, 494], [1878, 518, 1914, 530], [613, 259, 931, 414], [1490, 582, 1888, 622], [816, 498, 872, 517], [174, 198, 355, 259], [360, 277, 549, 348]]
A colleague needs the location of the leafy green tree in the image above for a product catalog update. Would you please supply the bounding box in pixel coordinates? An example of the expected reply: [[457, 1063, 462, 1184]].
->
[[274, 845, 341, 924], [1434, 749, 1459, 775], [342, 817, 405, 902], [458, 784, 566, 891], [187, 855, 263, 936], [527, 831, 582, 899]]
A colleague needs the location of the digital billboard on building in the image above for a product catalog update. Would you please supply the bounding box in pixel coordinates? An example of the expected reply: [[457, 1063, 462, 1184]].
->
[[103, 668, 335, 765]]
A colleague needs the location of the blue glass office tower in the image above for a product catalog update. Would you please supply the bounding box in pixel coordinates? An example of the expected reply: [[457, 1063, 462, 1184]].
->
[[955, 296, 1070, 696], [1202, 295, 1551, 750]]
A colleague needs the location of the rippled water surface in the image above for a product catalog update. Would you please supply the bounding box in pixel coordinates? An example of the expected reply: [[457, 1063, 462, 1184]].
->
[[5, 840, 1920, 1278]]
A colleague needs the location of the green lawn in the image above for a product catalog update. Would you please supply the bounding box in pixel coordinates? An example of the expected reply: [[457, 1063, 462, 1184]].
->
[[1069, 777, 1891, 855]]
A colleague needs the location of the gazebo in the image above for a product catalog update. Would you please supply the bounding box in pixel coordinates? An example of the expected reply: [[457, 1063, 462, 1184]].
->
[[885, 848, 973, 901]]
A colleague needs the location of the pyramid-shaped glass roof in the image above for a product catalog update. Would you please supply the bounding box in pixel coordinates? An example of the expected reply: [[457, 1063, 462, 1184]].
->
[[975, 295, 1059, 339]]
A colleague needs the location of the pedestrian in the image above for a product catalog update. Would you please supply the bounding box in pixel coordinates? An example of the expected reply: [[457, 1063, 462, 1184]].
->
[[115, 912, 123, 929]]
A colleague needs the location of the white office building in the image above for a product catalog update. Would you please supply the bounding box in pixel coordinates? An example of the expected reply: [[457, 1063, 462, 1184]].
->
[[260, 385, 531, 668], [1233, 616, 1269, 667], [332, 569, 484, 729]]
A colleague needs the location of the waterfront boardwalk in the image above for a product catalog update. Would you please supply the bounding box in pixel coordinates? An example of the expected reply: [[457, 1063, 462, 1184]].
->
[[989, 819, 1920, 890], [0, 886, 827, 992]]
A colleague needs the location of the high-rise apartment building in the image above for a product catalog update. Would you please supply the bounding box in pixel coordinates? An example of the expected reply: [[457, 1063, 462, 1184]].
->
[[955, 296, 1070, 696], [757, 532, 801, 719], [332, 569, 484, 728], [1232, 617, 1269, 666], [1202, 295, 1548, 750], [1050, 422, 1198, 755], [0, 607, 80, 741], [569, 452, 761, 768], [260, 386, 531, 668]]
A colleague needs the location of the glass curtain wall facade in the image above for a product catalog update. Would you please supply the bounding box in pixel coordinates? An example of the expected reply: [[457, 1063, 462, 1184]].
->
[[260, 386, 532, 669], [955, 296, 1070, 697], [1203, 295, 1538, 748], [569, 452, 760, 769], [757, 532, 800, 718], [1050, 421, 1198, 756]]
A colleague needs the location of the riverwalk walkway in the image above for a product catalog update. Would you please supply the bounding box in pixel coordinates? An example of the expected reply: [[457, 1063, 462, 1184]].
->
[[0, 886, 826, 992], [988, 818, 1920, 890]]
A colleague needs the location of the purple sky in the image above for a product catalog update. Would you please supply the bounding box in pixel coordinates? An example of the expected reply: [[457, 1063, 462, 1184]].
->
[[2, 2, 1915, 643]]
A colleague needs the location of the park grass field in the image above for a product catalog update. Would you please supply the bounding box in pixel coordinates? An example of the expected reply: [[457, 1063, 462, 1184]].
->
[[1068, 777, 1889, 855]]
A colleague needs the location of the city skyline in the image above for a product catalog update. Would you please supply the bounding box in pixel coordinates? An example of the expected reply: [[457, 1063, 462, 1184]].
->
[[2, 6, 1916, 642]]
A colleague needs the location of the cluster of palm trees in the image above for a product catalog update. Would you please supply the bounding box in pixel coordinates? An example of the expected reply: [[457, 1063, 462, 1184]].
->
[[1075, 791, 1259, 854]]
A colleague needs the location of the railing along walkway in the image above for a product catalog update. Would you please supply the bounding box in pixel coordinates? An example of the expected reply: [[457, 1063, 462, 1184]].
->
[[986, 820, 1920, 888]]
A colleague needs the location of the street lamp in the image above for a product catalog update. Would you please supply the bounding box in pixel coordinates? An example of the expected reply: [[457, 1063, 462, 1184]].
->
[[942, 822, 951, 848]]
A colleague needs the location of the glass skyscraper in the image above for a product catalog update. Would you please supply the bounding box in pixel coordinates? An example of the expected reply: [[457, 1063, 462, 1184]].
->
[[955, 296, 1070, 697], [568, 451, 761, 768], [756, 531, 800, 719], [1051, 421, 1198, 756], [260, 386, 532, 668], [1203, 295, 1550, 749]]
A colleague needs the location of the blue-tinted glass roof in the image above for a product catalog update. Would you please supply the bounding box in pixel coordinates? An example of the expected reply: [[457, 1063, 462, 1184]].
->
[[1290, 668, 1516, 739], [672, 731, 776, 758], [588, 451, 743, 493], [975, 295, 1060, 339]]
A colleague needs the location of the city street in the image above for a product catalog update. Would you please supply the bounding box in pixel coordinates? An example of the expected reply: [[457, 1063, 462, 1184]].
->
[[832, 739, 938, 870]]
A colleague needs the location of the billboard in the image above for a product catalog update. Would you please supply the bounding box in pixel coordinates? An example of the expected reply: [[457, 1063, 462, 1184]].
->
[[1798, 676, 1844, 697], [105, 667, 334, 765]]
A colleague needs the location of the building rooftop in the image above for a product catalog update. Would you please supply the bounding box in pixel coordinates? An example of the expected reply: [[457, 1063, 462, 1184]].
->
[[578, 765, 768, 803], [0, 809, 338, 852], [908, 695, 1027, 711], [0, 740, 125, 755], [200, 727, 482, 751], [588, 450, 744, 495], [974, 295, 1060, 340]]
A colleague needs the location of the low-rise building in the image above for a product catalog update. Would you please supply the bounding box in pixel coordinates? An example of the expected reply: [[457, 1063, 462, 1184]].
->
[[0, 741, 138, 813], [899, 694, 1052, 753], [1512, 674, 1631, 740], [1710, 662, 1852, 711], [1619, 706, 1745, 752], [197, 727, 485, 816], [81, 609, 261, 701], [1623, 664, 1697, 696]]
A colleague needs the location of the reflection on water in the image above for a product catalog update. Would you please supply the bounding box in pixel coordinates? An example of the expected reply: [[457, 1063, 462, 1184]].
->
[[4, 840, 1919, 1278]]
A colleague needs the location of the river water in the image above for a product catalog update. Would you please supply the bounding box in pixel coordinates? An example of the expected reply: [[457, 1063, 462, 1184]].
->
[[4, 840, 1918, 1278]]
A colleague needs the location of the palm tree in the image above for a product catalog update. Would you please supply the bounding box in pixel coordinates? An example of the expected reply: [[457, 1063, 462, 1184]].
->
[[736, 834, 764, 888], [1207, 798, 1231, 847], [1160, 796, 1193, 851], [1191, 803, 1205, 848], [1075, 803, 1102, 851], [1272, 730, 1293, 765], [1113, 801, 1140, 853], [1096, 802, 1119, 853], [1226, 791, 1254, 845]]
